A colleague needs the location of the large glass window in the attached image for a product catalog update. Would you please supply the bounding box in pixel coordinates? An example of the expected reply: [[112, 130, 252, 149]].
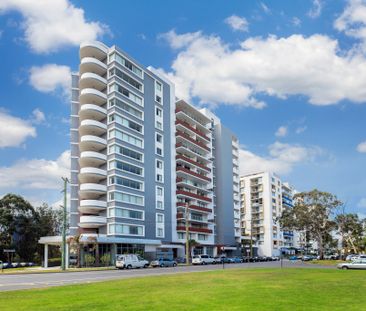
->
[[109, 224, 144, 236], [110, 52, 143, 78], [109, 68, 142, 91], [109, 144, 143, 162], [110, 176, 143, 190], [110, 208, 144, 220], [109, 98, 143, 119], [109, 129, 143, 148], [109, 114, 142, 133], [109, 83, 143, 106], [109, 191, 143, 206], [110, 160, 142, 176]]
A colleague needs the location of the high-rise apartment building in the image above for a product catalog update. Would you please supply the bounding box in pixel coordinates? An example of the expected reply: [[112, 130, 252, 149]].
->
[[240, 172, 287, 257], [69, 41, 177, 262]]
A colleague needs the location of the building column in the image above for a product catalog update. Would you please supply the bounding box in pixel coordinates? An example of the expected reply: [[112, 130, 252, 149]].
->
[[44, 244, 48, 268], [65, 243, 69, 269], [111, 244, 117, 265]]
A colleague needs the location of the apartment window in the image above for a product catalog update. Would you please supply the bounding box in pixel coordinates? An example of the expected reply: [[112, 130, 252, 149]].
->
[[109, 191, 143, 206], [109, 68, 142, 91], [156, 107, 162, 117], [156, 174, 163, 182], [109, 129, 143, 148], [156, 133, 163, 143], [156, 187, 163, 196], [110, 208, 144, 220], [156, 200, 163, 210], [156, 81, 162, 91], [109, 83, 143, 106], [109, 98, 143, 120], [110, 160, 143, 176], [110, 52, 143, 78], [198, 234, 207, 241], [178, 232, 184, 239], [110, 176, 143, 191], [156, 147, 162, 156], [156, 213, 164, 223], [156, 95, 161, 103], [109, 114, 142, 133], [109, 223, 144, 236], [157, 228, 164, 237], [156, 160, 163, 169], [156, 121, 162, 130], [109, 144, 143, 162]]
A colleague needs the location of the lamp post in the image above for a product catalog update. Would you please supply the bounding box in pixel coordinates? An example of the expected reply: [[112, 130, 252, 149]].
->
[[61, 177, 69, 271], [185, 202, 190, 265]]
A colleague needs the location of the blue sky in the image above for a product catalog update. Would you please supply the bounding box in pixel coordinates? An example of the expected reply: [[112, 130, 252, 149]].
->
[[0, 0, 365, 217]]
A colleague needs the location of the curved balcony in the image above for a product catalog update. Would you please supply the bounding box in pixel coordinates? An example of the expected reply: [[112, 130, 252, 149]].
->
[[80, 135, 107, 152], [79, 167, 107, 183], [79, 199, 107, 214], [79, 104, 106, 121], [80, 57, 107, 76], [79, 183, 107, 199], [79, 151, 107, 167], [79, 119, 107, 136], [80, 41, 108, 61], [79, 215, 107, 228], [79, 88, 107, 106], [79, 72, 107, 91]]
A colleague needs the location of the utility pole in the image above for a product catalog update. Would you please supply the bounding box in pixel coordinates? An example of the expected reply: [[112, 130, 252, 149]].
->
[[185, 202, 190, 265], [61, 177, 69, 271]]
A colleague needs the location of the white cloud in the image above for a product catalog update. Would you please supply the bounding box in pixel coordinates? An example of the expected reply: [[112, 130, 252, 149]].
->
[[29, 64, 71, 98], [292, 17, 302, 27], [296, 126, 307, 134], [31, 108, 45, 124], [275, 126, 288, 137], [160, 30, 366, 108], [334, 0, 366, 48], [0, 110, 36, 148], [357, 198, 366, 208], [0, 150, 70, 190], [356, 140, 366, 153], [260, 2, 271, 14], [239, 142, 323, 176], [308, 0, 323, 18], [0, 0, 109, 54], [225, 15, 249, 32]]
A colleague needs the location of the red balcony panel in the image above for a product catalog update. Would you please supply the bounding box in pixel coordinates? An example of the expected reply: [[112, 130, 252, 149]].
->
[[176, 167, 211, 182], [176, 154, 211, 172], [176, 202, 213, 213], [176, 189, 212, 202], [176, 119, 210, 141], [176, 226, 213, 234], [176, 130, 210, 152]]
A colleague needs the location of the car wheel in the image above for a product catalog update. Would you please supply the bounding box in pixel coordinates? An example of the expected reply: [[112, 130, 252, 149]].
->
[[160, 264, 164, 268], [126, 265, 132, 269], [144, 264, 149, 268], [173, 263, 177, 267], [342, 266, 348, 270]]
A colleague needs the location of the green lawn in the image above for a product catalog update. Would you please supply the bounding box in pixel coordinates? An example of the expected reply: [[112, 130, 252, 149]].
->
[[305, 260, 346, 266], [1, 268, 365, 311]]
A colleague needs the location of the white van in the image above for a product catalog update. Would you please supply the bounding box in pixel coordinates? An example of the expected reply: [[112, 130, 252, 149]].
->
[[115, 254, 149, 269], [192, 254, 215, 265]]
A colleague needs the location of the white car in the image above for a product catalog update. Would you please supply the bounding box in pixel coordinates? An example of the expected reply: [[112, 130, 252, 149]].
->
[[337, 259, 366, 270], [116, 254, 149, 269], [192, 255, 215, 265]]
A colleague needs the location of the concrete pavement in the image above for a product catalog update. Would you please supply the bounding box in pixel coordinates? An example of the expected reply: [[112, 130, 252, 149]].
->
[[0, 260, 334, 292]]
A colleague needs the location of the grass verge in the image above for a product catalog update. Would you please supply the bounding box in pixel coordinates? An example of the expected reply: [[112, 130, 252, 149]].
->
[[1, 268, 365, 310]]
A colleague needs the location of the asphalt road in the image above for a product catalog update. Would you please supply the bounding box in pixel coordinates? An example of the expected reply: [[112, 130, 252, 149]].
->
[[0, 260, 334, 292]]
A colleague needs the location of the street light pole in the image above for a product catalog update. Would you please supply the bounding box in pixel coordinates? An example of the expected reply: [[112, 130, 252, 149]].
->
[[61, 177, 69, 271], [185, 202, 190, 265]]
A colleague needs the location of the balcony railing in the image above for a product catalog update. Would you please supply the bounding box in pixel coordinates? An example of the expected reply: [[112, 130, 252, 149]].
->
[[176, 154, 211, 172], [175, 119, 210, 141], [176, 130, 210, 152], [176, 166, 211, 182], [176, 202, 212, 213], [176, 190, 212, 202], [176, 226, 213, 234]]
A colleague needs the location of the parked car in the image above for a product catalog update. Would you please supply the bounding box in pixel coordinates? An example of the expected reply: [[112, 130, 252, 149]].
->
[[69, 254, 78, 265], [175, 257, 186, 264], [232, 257, 244, 263], [213, 256, 223, 264], [192, 255, 215, 265], [150, 258, 177, 268], [115, 254, 149, 269], [289, 256, 298, 261], [337, 259, 366, 270], [346, 254, 356, 261], [302, 255, 313, 261], [350, 254, 366, 261], [271, 256, 280, 261]]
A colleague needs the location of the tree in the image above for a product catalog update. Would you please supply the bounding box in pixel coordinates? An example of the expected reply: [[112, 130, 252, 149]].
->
[[188, 239, 199, 258], [335, 213, 364, 254], [279, 189, 342, 259]]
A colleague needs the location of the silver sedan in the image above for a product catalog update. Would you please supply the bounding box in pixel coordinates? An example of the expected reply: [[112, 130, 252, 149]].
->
[[337, 260, 366, 270]]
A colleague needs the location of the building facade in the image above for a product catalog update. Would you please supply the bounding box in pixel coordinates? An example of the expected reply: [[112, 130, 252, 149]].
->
[[240, 172, 294, 257]]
